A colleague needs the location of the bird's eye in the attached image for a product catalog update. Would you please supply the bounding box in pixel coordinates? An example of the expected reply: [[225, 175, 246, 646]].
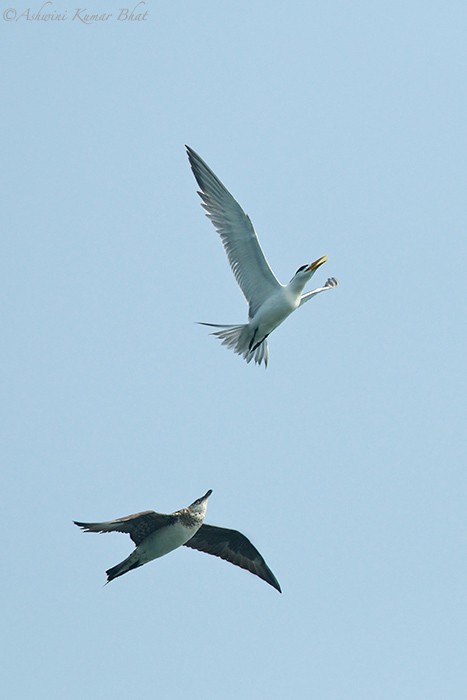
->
[[296, 265, 307, 275]]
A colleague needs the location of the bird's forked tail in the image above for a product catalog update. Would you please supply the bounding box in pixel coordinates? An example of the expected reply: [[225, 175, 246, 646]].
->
[[198, 323, 268, 366]]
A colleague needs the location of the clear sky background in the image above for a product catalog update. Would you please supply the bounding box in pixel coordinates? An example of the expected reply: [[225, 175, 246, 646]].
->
[[2, 2, 466, 698]]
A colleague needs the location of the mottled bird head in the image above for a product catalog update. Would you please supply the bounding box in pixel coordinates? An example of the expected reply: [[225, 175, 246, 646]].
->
[[188, 489, 212, 516]]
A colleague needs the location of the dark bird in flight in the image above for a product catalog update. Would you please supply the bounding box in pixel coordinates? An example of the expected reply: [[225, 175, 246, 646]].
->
[[74, 490, 281, 592]]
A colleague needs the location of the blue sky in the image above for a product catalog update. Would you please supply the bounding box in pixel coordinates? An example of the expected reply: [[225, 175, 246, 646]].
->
[[2, 2, 467, 698]]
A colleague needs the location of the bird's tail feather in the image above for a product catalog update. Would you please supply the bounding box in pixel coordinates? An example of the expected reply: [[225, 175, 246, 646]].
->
[[198, 323, 268, 367], [106, 552, 143, 583]]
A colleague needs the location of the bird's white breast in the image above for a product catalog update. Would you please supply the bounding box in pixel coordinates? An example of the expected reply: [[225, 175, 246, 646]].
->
[[137, 521, 201, 564], [252, 288, 299, 333]]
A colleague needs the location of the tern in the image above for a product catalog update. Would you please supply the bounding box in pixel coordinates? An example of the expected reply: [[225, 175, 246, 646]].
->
[[187, 145, 338, 366], [74, 490, 281, 592]]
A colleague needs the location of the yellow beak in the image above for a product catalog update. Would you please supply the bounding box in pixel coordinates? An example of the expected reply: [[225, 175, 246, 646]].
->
[[307, 255, 327, 272]]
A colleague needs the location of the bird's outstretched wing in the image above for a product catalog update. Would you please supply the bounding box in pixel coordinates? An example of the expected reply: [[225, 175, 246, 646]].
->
[[184, 523, 281, 592], [186, 146, 282, 318], [74, 511, 172, 546]]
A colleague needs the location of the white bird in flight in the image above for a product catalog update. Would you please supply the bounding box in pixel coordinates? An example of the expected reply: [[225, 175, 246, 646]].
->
[[187, 146, 338, 367]]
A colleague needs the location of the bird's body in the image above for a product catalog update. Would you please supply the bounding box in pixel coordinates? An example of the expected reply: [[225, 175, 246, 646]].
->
[[186, 145, 338, 366], [74, 490, 281, 592], [106, 512, 205, 580], [250, 275, 310, 338]]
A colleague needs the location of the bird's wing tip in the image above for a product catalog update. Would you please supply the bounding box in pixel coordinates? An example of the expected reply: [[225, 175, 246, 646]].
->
[[325, 277, 339, 288]]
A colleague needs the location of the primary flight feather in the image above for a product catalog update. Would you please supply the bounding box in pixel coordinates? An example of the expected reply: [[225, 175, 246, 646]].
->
[[186, 146, 338, 366]]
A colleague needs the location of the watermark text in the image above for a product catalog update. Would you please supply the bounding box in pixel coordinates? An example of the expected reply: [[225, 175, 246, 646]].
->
[[3, 1, 149, 23]]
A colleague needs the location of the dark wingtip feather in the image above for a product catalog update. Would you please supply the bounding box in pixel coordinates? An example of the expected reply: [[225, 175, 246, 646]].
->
[[74, 520, 89, 530], [268, 574, 282, 593]]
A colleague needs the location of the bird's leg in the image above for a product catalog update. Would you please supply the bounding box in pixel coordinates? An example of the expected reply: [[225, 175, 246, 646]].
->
[[248, 328, 258, 351], [251, 334, 269, 352]]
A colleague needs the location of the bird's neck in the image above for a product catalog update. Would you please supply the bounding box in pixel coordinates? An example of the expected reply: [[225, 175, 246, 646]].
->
[[179, 509, 205, 527], [287, 275, 311, 296]]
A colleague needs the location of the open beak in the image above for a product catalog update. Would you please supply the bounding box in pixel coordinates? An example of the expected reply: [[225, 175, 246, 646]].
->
[[307, 255, 327, 272]]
